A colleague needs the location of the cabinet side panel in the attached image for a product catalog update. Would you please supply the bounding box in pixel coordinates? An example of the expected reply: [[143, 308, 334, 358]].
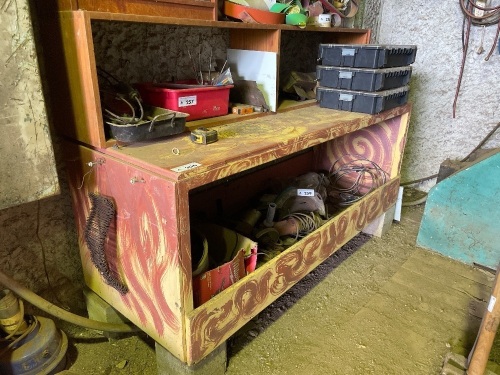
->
[[389, 111, 411, 178], [65, 143, 186, 361], [315, 113, 410, 179], [185, 177, 400, 365], [230, 29, 280, 52]]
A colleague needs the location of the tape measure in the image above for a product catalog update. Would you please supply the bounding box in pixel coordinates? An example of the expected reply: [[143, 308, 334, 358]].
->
[[190, 127, 218, 145]]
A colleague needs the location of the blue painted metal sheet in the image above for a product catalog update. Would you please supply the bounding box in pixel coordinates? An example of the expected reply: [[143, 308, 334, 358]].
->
[[417, 151, 500, 268]]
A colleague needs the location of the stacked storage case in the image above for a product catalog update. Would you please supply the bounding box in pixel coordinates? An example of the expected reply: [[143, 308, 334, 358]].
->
[[316, 44, 417, 114]]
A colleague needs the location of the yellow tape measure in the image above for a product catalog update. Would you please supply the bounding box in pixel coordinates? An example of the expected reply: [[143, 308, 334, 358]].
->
[[190, 127, 218, 145]]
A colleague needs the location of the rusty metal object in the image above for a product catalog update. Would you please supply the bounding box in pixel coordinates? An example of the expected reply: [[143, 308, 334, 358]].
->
[[0, 291, 68, 375], [0, 290, 28, 337], [85, 193, 128, 295]]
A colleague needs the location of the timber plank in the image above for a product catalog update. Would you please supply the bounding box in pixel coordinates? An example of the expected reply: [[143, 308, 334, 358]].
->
[[328, 307, 437, 374], [367, 282, 482, 341], [404, 248, 494, 287]]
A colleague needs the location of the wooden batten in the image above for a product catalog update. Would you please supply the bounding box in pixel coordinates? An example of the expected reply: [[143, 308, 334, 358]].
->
[[58, 0, 216, 20], [59, 11, 106, 148]]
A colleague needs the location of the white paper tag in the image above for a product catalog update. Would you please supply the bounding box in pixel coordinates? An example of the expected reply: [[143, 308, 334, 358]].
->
[[318, 14, 331, 23], [487, 295, 497, 313], [342, 48, 356, 56], [297, 189, 315, 197], [339, 93, 353, 101], [178, 95, 197, 107], [171, 162, 201, 173], [339, 71, 353, 79]]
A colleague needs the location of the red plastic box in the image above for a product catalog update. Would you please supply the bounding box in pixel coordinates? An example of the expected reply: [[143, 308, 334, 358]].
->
[[136, 82, 232, 121]]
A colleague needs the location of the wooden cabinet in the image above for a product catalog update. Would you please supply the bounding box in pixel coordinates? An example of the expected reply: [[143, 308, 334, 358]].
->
[[35, 4, 411, 366]]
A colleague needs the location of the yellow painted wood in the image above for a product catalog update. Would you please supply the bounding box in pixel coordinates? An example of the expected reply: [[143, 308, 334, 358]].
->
[[107, 104, 411, 186], [388, 111, 410, 178]]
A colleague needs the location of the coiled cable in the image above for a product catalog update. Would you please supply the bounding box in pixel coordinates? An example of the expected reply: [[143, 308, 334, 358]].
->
[[280, 212, 323, 240], [328, 155, 388, 206], [455, 0, 500, 116]]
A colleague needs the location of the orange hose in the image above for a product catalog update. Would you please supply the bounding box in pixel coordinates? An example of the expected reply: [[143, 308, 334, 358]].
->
[[0, 269, 138, 333]]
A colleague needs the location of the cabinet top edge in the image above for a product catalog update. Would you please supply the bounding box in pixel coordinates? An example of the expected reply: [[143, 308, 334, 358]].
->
[[104, 103, 412, 183], [66, 10, 368, 33]]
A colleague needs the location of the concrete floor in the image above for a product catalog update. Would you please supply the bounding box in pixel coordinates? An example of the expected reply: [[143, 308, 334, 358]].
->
[[59, 205, 499, 374]]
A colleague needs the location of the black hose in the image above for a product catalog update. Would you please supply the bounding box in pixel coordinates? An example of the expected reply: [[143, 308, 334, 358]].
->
[[0, 269, 139, 333]]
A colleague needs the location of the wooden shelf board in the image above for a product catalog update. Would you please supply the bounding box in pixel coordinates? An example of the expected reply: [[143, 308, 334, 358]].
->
[[86, 10, 369, 34]]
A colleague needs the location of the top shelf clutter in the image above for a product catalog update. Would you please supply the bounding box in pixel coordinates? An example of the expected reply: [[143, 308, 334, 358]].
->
[[45, 3, 371, 150], [55, 0, 358, 25]]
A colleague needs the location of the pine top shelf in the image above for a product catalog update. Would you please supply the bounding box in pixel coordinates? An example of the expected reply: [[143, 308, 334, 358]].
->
[[75, 9, 367, 35]]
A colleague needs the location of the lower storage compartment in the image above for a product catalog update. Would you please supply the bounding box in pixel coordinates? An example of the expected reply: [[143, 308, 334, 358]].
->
[[186, 176, 402, 364], [184, 124, 406, 362], [316, 86, 409, 114]]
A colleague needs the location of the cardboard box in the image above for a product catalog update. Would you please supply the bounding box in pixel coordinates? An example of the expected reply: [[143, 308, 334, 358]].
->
[[192, 223, 258, 307]]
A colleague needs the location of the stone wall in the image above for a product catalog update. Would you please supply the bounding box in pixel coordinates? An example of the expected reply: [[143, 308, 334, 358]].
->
[[0, 0, 59, 210], [364, 0, 500, 188]]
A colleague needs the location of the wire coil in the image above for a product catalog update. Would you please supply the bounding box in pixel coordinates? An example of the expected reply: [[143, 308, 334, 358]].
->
[[328, 155, 388, 206]]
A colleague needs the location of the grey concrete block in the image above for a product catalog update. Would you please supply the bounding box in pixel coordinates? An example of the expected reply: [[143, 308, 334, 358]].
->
[[83, 288, 128, 324], [362, 204, 396, 238], [83, 287, 130, 340], [156, 342, 227, 375]]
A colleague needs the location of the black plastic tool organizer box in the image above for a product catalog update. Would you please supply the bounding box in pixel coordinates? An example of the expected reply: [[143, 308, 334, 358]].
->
[[316, 44, 416, 114], [318, 44, 417, 69], [316, 86, 409, 115], [316, 66, 412, 92]]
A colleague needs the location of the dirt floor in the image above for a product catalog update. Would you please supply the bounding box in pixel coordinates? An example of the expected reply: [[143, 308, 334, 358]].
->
[[53, 205, 499, 374]]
